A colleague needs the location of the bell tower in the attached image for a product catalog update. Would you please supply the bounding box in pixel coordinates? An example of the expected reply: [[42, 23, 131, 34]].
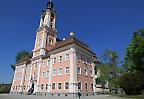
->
[[33, 0, 57, 58]]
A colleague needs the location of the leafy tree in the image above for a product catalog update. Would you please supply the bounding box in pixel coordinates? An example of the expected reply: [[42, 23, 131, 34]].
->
[[100, 49, 118, 66], [119, 28, 144, 95], [11, 50, 32, 71], [124, 29, 144, 72], [16, 50, 30, 62], [96, 49, 121, 89]]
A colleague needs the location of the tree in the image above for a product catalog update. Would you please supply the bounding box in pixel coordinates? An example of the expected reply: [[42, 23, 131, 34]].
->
[[124, 29, 144, 72], [0, 83, 11, 93], [100, 49, 118, 66], [96, 49, 120, 90], [16, 50, 30, 62], [118, 71, 144, 95], [119, 28, 144, 95], [11, 50, 32, 71]]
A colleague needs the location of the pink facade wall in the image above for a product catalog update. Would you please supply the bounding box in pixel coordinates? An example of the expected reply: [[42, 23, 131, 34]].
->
[[11, 49, 95, 94]]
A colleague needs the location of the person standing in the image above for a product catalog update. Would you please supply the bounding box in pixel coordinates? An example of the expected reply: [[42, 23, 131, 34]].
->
[[78, 92, 81, 99]]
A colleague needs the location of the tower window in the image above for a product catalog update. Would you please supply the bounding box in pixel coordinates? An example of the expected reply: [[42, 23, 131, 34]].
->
[[48, 5, 51, 8], [42, 72, 45, 77], [49, 39, 53, 45]]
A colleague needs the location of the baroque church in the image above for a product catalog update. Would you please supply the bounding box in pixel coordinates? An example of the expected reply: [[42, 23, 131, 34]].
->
[[11, 0, 97, 96]]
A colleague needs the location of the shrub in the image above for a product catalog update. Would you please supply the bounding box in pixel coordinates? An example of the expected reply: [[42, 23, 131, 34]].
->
[[118, 71, 144, 95]]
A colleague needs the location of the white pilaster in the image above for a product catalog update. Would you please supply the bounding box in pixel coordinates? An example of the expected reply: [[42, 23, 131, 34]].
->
[[47, 13, 51, 27], [92, 63, 96, 92], [69, 48, 77, 93], [39, 18, 43, 28], [35, 60, 41, 93], [28, 64, 33, 89], [19, 64, 26, 93], [42, 30, 47, 49], [44, 12, 51, 27], [48, 55, 53, 92], [10, 66, 17, 93], [52, 18, 56, 29], [43, 13, 48, 26]]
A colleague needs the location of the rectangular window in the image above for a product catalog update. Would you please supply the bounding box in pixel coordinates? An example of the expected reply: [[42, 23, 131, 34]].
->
[[85, 83, 88, 90], [78, 82, 82, 90], [48, 60, 50, 66], [52, 83, 55, 89], [43, 61, 46, 67], [65, 54, 69, 61], [46, 71, 49, 77], [58, 68, 62, 75], [65, 82, 69, 89], [53, 58, 56, 64], [58, 83, 62, 89], [41, 84, 44, 90], [16, 86, 17, 90], [91, 83, 93, 90], [77, 54, 81, 61], [85, 68, 88, 76], [65, 67, 69, 74], [42, 72, 45, 77], [53, 69, 56, 76], [46, 84, 48, 90], [77, 67, 81, 74], [59, 56, 62, 63], [23, 85, 25, 90], [90, 70, 93, 77]]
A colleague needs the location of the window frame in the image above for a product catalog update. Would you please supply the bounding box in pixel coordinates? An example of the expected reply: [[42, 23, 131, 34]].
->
[[58, 67, 63, 75], [77, 67, 81, 74], [65, 67, 69, 74], [58, 82, 62, 90]]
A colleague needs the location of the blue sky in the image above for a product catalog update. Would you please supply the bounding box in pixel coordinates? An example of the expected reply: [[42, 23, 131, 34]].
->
[[0, 0, 144, 83]]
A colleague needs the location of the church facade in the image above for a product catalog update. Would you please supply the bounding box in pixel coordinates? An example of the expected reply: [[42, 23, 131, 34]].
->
[[10, 1, 97, 96]]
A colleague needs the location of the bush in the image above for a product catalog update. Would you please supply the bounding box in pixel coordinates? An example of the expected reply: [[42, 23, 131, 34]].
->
[[0, 84, 11, 94], [118, 71, 144, 95]]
